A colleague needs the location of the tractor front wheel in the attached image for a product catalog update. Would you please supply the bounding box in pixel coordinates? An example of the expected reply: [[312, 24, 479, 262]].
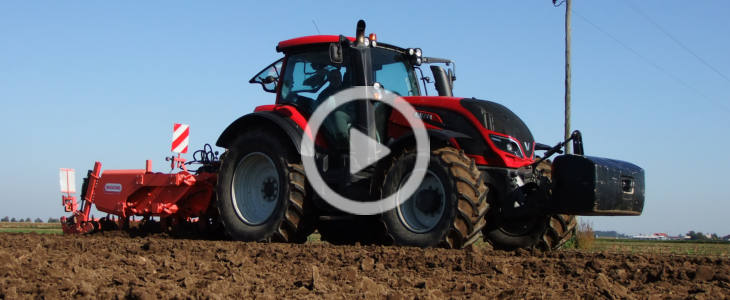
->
[[216, 130, 314, 243], [538, 214, 577, 250], [484, 159, 577, 251], [483, 215, 549, 250], [484, 214, 577, 251]]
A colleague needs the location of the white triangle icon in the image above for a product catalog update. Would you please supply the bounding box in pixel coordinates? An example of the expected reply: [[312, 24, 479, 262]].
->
[[349, 128, 391, 175]]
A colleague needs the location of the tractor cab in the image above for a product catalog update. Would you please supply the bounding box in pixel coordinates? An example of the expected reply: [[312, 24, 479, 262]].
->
[[249, 22, 456, 195], [250, 22, 456, 179]]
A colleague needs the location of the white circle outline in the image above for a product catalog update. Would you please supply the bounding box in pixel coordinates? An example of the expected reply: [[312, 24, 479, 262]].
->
[[300, 86, 430, 215]]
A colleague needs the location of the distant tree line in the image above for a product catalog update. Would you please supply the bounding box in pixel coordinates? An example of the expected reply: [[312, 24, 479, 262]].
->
[[687, 231, 728, 241], [594, 230, 631, 238], [0, 216, 60, 223], [594, 230, 729, 241]]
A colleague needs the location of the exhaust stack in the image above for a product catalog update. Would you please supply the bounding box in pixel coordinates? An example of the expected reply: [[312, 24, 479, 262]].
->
[[355, 20, 366, 45]]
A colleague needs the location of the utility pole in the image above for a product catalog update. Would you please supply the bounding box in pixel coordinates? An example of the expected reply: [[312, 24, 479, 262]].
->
[[562, 0, 572, 153]]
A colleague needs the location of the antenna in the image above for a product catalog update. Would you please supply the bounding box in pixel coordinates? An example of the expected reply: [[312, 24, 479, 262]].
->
[[311, 20, 321, 34]]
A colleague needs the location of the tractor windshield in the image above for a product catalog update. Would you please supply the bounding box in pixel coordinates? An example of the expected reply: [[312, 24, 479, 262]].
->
[[371, 47, 420, 97], [278, 46, 419, 116]]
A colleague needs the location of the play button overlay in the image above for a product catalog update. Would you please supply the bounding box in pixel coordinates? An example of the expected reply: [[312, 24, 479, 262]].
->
[[349, 128, 390, 175], [300, 86, 430, 216]]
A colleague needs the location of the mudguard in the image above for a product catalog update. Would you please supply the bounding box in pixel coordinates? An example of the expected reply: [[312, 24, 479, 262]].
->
[[216, 111, 303, 152]]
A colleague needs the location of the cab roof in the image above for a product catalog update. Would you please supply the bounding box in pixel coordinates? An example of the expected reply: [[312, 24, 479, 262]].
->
[[277, 35, 354, 52], [276, 35, 403, 53]]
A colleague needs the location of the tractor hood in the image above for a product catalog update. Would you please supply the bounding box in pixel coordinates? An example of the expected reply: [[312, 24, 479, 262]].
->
[[460, 98, 535, 157]]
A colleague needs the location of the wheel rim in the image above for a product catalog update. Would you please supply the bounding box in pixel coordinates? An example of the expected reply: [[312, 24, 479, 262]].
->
[[498, 217, 542, 237], [231, 152, 280, 225], [396, 170, 446, 233]]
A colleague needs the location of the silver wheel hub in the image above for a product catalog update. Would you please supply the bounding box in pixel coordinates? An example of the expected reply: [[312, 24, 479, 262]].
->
[[232, 152, 280, 225], [396, 170, 446, 233]]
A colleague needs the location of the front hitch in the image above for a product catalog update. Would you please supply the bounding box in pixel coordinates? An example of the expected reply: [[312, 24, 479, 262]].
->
[[532, 130, 584, 173]]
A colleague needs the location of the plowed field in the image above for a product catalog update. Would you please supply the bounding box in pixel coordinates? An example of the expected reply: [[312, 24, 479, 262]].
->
[[1, 232, 728, 299]]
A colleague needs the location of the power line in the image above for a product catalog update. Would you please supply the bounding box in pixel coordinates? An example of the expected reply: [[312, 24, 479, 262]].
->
[[624, 0, 730, 85], [572, 9, 729, 112]]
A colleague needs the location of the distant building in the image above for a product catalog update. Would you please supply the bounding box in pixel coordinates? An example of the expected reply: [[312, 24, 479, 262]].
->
[[595, 230, 631, 239], [630, 233, 669, 240], [654, 233, 669, 240]]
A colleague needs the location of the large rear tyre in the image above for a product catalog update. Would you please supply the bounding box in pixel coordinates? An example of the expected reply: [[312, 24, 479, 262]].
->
[[380, 147, 488, 249], [216, 130, 315, 243]]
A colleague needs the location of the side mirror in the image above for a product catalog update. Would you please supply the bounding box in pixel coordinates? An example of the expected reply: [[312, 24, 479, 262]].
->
[[329, 42, 343, 64], [447, 68, 455, 87], [430, 65, 453, 97], [259, 75, 278, 93], [250, 58, 283, 94], [262, 75, 276, 84]]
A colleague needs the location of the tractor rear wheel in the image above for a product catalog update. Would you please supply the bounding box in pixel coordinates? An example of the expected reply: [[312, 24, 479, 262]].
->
[[380, 147, 488, 249], [216, 130, 315, 243]]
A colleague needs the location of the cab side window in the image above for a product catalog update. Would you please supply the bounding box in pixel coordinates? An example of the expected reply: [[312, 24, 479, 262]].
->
[[250, 58, 283, 93], [280, 50, 348, 115]]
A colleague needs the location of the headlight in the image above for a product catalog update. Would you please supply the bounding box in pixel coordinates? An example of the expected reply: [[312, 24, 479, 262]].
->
[[407, 48, 423, 65], [489, 134, 524, 158]]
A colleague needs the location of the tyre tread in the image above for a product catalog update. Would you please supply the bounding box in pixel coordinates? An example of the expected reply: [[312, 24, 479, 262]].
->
[[537, 214, 577, 250], [380, 146, 489, 249], [216, 131, 315, 244]]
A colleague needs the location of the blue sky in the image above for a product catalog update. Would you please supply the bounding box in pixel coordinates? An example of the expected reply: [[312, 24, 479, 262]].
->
[[1, 1, 728, 236]]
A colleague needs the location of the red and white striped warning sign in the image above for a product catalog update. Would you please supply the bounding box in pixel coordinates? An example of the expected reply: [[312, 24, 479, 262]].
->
[[172, 123, 189, 153]]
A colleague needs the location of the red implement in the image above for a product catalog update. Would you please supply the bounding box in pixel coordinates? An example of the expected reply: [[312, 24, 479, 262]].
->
[[61, 160, 217, 234]]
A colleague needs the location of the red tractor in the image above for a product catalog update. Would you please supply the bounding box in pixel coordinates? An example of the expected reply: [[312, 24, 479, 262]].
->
[[212, 20, 644, 250], [63, 20, 644, 250]]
